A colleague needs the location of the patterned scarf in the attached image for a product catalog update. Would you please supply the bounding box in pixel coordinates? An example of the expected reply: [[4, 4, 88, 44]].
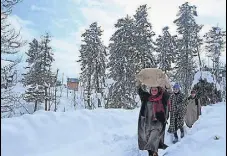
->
[[148, 89, 165, 119]]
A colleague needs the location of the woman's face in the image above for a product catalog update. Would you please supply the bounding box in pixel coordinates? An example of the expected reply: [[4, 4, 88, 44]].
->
[[151, 87, 159, 96], [191, 93, 196, 98]]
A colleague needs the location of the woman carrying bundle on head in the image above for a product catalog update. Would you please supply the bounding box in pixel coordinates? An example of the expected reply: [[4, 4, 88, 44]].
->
[[136, 68, 171, 156]]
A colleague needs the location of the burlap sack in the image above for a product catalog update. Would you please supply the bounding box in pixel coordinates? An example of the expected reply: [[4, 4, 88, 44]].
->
[[136, 68, 171, 89]]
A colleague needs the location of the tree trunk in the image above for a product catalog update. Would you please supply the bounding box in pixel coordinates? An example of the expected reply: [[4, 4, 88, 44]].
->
[[54, 69, 59, 112], [48, 87, 51, 111], [98, 98, 101, 107], [87, 76, 92, 109], [185, 30, 189, 96], [95, 60, 102, 108], [195, 27, 203, 79], [45, 86, 48, 111], [54, 86, 57, 112], [34, 100, 38, 112]]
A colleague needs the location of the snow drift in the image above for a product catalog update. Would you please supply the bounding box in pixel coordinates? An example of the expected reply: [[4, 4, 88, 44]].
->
[[2, 102, 226, 156]]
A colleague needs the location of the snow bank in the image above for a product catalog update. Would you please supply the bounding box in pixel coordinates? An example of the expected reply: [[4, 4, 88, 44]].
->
[[165, 103, 226, 156], [2, 103, 226, 156], [1, 108, 139, 156]]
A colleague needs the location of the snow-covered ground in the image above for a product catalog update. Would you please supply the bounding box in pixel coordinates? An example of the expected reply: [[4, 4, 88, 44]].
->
[[2, 102, 226, 156]]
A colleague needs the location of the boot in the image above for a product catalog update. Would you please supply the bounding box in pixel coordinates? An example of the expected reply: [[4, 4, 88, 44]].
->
[[162, 143, 168, 149], [159, 142, 168, 149], [148, 150, 152, 156], [180, 127, 184, 138], [148, 151, 158, 156], [172, 132, 178, 144]]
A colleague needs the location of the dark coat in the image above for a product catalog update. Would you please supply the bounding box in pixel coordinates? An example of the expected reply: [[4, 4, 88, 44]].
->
[[137, 87, 170, 152], [167, 92, 186, 133]]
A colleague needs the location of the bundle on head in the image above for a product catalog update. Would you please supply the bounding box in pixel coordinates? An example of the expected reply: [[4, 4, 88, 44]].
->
[[136, 68, 172, 91]]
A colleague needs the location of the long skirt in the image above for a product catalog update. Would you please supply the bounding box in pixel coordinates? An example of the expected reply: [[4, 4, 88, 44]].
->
[[138, 103, 164, 152]]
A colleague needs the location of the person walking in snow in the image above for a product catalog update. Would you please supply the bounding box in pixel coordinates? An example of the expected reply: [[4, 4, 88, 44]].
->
[[136, 81, 170, 156], [185, 90, 201, 128], [167, 83, 186, 144]]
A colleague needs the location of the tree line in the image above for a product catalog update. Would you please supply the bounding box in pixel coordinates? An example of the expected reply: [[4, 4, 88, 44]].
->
[[1, 1, 226, 117], [78, 2, 226, 109], [1, 0, 62, 116]]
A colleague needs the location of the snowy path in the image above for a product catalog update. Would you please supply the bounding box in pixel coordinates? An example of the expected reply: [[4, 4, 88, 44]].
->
[[2, 103, 226, 156]]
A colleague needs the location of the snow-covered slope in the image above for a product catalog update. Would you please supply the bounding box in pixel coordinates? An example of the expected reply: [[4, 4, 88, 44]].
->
[[2, 103, 226, 156]]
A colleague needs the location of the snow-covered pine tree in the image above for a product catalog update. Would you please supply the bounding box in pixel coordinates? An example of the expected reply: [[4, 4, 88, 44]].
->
[[90, 23, 107, 108], [155, 26, 177, 74], [25, 39, 39, 64], [108, 15, 137, 109], [23, 34, 55, 112], [78, 22, 107, 109], [39, 33, 55, 111], [204, 26, 226, 80], [192, 24, 203, 74], [133, 4, 156, 71], [23, 39, 45, 112], [173, 2, 202, 95]]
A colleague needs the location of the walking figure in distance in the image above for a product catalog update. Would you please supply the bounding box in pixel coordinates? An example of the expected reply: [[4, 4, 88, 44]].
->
[[168, 83, 186, 144]]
